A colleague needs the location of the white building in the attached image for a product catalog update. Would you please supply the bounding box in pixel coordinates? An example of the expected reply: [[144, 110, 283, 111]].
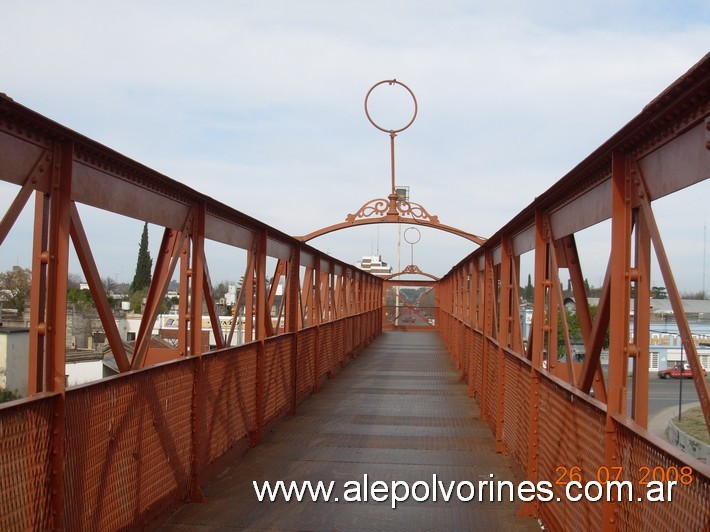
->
[[356, 255, 393, 278], [0, 328, 29, 396]]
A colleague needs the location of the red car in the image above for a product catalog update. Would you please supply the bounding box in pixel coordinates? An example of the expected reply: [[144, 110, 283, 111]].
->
[[657, 364, 707, 379]]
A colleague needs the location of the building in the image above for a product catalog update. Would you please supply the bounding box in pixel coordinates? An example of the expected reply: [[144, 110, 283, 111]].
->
[[356, 255, 393, 278], [0, 328, 29, 396]]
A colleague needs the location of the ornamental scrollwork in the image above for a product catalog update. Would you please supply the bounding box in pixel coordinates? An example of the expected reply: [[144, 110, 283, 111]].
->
[[397, 200, 439, 223], [402, 264, 424, 275], [345, 196, 441, 224], [345, 198, 390, 222]]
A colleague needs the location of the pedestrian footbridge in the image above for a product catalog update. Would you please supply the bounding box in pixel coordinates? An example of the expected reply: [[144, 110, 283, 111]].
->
[[1, 55, 709, 531]]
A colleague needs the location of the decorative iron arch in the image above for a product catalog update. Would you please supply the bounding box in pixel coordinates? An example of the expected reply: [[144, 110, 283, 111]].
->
[[296, 193, 487, 245], [385, 264, 440, 281], [296, 80, 487, 247]]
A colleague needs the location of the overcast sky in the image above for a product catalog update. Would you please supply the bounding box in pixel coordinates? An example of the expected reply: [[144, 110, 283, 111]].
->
[[1, 1, 709, 294]]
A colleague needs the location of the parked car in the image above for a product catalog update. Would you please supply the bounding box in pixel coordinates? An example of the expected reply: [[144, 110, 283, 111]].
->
[[657, 363, 707, 379]]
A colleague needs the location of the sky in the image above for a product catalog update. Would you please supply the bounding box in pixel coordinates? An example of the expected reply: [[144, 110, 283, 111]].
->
[[1, 1, 709, 294]]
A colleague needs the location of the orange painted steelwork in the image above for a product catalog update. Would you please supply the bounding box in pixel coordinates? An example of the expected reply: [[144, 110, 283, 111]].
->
[[1, 53, 709, 531], [438, 54, 710, 530], [0, 93, 383, 529], [297, 80, 487, 244]]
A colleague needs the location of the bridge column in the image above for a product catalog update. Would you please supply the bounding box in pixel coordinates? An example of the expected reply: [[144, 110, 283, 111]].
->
[[603, 151, 633, 530], [27, 139, 73, 529], [189, 201, 207, 502]]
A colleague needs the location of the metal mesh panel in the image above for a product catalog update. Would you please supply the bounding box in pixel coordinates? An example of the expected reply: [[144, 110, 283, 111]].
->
[[502, 351, 530, 473], [202, 344, 258, 464], [318, 323, 333, 380], [451, 318, 460, 367], [473, 329, 484, 399], [296, 327, 316, 401], [64, 359, 194, 530], [352, 315, 362, 349], [441, 313, 453, 351], [537, 376, 605, 531], [614, 418, 710, 531], [344, 316, 353, 356], [456, 320, 465, 371], [463, 324, 471, 385], [332, 320, 344, 367], [0, 395, 55, 531], [484, 338, 498, 432], [262, 336, 294, 425], [466, 327, 475, 396]]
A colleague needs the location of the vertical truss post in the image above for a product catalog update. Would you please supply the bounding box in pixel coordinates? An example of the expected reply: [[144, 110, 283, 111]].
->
[[468, 259, 478, 397], [254, 229, 267, 444], [178, 238, 190, 355], [287, 247, 300, 415], [631, 208, 651, 426], [189, 202, 206, 503], [245, 239, 256, 344], [480, 250, 494, 421], [28, 191, 49, 395], [495, 236, 513, 452], [603, 151, 632, 530], [520, 209, 547, 519], [44, 139, 73, 529]]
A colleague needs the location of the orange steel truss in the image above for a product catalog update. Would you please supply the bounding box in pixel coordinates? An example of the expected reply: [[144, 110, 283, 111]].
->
[[0, 93, 382, 529], [1, 52, 710, 531], [438, 54, 710, 530]]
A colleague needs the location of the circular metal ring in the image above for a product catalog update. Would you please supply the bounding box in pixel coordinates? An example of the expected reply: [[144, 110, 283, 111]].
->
[[404, 227, 421, 245], [364, 79, 418, 134]]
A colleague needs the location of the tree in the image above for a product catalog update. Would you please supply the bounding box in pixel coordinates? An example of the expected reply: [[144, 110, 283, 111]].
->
[[0, 267, 31, 314], [523, 274, 534, 303], [130, 223, 152, 294], [0, 388, 21, 403], [651, 286, 667, 299]]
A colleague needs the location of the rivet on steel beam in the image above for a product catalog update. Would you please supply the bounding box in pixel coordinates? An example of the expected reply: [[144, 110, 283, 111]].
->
[[37, 323, 46, 335], [40, 251, 49, 264]]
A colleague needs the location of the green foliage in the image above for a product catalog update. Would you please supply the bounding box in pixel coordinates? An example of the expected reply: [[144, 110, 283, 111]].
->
[[130, 223, 152, 294], [0, 267, 31, 314], [651, 286, 667, 299], [67, 288, 94, 312], [129, 289, 148, 313], [128, 288, 174, 315], [523, 274, 534, 303], [557, 304, 608, 358], [0, 388, 21, 403]]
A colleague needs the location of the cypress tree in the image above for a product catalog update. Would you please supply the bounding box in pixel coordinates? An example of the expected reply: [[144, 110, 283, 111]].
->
[[130, 223, 152, 293]]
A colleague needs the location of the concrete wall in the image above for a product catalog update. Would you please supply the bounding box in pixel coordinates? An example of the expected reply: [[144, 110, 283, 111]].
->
[[66, 359, 104, 388], [0, 329, 29, 396], [667, 419, 710, 464]]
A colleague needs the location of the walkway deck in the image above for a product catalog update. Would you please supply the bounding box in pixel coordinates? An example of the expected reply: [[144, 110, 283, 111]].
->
[[162, 331, 540, 531]]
